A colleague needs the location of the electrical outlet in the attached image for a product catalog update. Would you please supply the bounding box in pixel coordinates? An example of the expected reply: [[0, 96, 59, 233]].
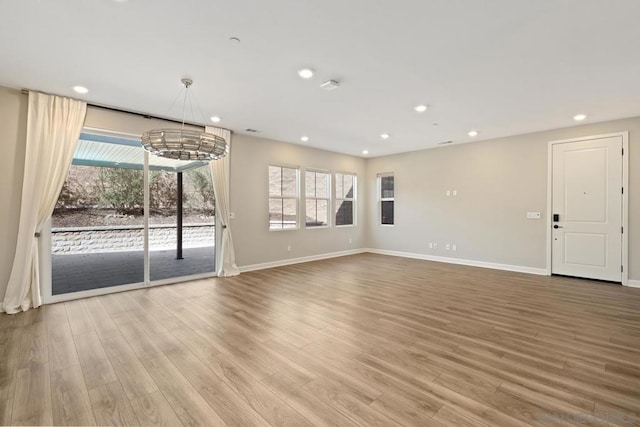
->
[[433, 243, 438, 249], [452, 244, 457, 251], [287, 244, 291, 251], [429, 242, 433, 249], [348, 237, 352, 244], [446, 190, 451, 197], [445, 243, 451, 250], [452, 190, 457, 196]]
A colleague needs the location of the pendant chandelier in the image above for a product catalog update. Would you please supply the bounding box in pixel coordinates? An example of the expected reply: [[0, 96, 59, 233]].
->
[[141, 78, 228, 161]]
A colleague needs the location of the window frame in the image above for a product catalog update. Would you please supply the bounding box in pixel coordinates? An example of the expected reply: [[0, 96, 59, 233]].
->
[[268, 164, 300, 231], [378, 172, 395, 226], [304, 168, 331, 229], [334, 171, 357, 227]]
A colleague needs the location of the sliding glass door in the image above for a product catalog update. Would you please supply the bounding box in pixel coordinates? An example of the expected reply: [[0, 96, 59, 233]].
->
[[49, 131, 216, 297], [148, 163, 215, 282]]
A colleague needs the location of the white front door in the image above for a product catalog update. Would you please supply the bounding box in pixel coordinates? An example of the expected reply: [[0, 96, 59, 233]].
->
[[551, 135, 623, 282]]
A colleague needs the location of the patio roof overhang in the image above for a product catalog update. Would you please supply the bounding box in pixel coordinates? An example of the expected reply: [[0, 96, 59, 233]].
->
[[72, 132, 208, 172]]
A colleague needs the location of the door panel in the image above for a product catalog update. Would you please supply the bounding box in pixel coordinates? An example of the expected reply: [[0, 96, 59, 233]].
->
[[564, 233, 606, 267], [551, 136, 622, 282], [51, 139, 145, 295], [564, 148, 607, 222]]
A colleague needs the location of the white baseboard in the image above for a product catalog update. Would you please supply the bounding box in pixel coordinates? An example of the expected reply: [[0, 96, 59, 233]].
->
[[365, 248, 548, 276], [627, 279, 640, 288], [239, 249, 367, 273], [239, 247, 548, 276]]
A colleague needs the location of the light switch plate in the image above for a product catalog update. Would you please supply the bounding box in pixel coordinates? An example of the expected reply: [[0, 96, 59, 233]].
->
[[526, 212, 541, 219]]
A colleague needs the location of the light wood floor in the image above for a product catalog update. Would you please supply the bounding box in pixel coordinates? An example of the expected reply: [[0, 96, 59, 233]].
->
[[1, 253, 639, 426]]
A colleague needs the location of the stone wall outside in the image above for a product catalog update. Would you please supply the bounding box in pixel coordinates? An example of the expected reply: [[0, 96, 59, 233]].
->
[[52, 224, 214, 254]]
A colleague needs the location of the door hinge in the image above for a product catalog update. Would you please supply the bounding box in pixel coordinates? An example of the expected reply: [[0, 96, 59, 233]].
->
[[622, 187, 624, 194], [621, 226, 624, 234], [621, 265, 624, 273], [622, 148, 624, 155]]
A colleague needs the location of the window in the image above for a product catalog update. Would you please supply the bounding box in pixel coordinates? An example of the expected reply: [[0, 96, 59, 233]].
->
[[335, 172, 356, 226], [269, 165, 299, 230], [378, 173, 394, 225], [305, 170, 330, 227]]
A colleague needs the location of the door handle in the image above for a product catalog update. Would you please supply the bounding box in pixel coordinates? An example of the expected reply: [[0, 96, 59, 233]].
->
[[553, 224, 563, 229]]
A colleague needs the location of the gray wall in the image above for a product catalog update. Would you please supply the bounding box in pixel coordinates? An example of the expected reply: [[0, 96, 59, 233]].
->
[[229, 134, 366, 268], [1, 83, 638, 305], [0, 87, 27, 304], [366, 117, 639, 280], [84, 105, 203, 135]]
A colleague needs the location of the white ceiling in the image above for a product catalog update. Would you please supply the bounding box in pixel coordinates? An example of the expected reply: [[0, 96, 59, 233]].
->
[[1, 0, 639, 157]]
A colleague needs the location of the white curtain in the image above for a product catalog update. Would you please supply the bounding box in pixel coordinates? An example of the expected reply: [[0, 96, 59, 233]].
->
[[206, 126, 239, 277], [3, 92, 86, 314]]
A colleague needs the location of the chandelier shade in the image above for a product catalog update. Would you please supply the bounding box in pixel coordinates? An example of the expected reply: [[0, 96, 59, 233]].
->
[[141, 128, 228, 161], [141, 78, 228, 161]]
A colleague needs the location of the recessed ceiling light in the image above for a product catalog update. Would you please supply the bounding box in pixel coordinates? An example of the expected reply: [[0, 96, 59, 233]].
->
[[298, 68, 314, 79], [229, 37, 241, 44], [210, 116, 221, 123], [300, 136, 309, 142], [73, 86, 89, 94], [468, 130, 478, 137], [362, 150, 369, 155], [414, 104, 428, 113], [380, 133, 390, 140], [573, 114, 587, 121]]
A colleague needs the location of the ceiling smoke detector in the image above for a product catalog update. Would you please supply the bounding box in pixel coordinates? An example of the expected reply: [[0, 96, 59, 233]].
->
[[245, 128, 259, 133], [320, 80, 340, 91]]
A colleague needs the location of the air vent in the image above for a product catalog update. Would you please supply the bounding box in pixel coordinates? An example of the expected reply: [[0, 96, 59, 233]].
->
[[437, 140, 453, 145], [320, 80, 340, 91], [245, 129, 259, 133]]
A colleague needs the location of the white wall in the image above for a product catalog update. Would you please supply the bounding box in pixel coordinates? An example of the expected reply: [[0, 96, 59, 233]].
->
[[366, 117, 639, 280], [229, 134, 366, 268]]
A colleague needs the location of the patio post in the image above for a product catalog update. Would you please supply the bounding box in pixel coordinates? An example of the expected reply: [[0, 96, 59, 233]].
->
[[177, 172, 184, 259]]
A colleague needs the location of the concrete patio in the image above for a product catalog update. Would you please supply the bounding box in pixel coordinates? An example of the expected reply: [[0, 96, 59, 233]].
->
[[52, 246, 215, 294]]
